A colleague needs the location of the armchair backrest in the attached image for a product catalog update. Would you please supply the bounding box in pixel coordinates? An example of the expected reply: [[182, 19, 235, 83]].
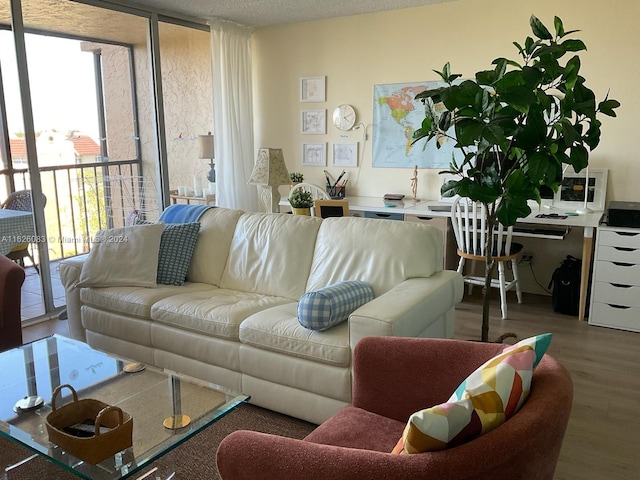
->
[[352, 336, 573, 480], [0, 255, 25, 351]]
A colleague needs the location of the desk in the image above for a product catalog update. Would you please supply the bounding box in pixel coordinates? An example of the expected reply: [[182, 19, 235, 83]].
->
[[280, 196, 601, 321], [413, 201, 601, 322], [0, 209, 35, 256]]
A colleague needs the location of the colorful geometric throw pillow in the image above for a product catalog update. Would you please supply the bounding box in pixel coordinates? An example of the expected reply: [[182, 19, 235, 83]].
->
[[391, 333, 552, 454], [298, 280, 374, 331]]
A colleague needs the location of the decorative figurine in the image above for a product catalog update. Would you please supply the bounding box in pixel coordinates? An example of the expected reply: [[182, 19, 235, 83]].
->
[[410, 165, 418, 201]]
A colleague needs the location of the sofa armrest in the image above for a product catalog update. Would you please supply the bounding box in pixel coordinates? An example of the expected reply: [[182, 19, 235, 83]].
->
[[351, 336, 505, 422], [348, 270, 463, 349], [59, 254, 89, 342]]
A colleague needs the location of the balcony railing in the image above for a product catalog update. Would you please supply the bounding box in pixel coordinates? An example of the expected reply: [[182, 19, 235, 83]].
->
[[1, 159, 160, 264]]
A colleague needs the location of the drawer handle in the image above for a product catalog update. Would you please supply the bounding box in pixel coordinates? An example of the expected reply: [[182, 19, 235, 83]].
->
[[611, 283, 633, 289], [607, 304, 631, 310], [613, 247, 637, 252], [374, 213, 391, 218], [615, 232, 640, 237], [612, 262, 634, 267], [417, 216, 435, 220]]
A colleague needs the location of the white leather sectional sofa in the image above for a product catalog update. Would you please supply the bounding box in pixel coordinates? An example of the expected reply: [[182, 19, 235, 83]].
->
[[60, 207, 463, 424]]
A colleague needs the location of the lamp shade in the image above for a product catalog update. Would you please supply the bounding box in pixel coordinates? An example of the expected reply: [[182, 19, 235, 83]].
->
[[248, 148, 290, 186], [198, 133, 214, 159]]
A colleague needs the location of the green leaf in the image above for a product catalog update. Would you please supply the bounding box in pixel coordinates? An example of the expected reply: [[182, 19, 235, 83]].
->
[[526, 152, 552, 183], [497, 198, 532, 226], [498, 85, 537, 112], [563, 55, 581, 90], [455, 119, 484, 147], [554, 16, 565, 37], [569, 145, 589, 171], [599, 98, 620, 117], [584, 119, 602, 149], [530, 15, 553, 40], [560, 39, 587, 52], [476, 69, 497, 85], [441, 179, 461, 198]]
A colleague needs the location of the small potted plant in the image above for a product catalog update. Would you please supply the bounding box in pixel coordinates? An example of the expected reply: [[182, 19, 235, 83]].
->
[[290, 172, 304, 186], [289, 189, 314, 216]]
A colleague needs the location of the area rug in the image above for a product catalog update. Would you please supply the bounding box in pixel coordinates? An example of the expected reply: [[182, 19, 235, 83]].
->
[[0, 403, 317, 479]]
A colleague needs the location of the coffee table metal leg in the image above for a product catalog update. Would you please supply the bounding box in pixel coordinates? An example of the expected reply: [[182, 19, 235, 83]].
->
[[162, 376, 191, 430], [3, 454, 39, 479]]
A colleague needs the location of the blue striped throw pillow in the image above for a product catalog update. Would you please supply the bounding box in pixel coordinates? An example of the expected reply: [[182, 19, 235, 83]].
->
[[298, 281, 374, 331]]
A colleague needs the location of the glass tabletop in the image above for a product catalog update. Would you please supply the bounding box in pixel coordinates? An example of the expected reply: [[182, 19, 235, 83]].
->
[[0, 335, 249, 479]]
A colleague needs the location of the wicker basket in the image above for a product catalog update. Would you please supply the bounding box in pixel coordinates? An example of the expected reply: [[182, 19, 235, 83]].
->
[[45, 384, 133, 464]]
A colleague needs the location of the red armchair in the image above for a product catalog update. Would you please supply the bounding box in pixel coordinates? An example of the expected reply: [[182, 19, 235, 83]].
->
[[217, 335, 573, 480], [0, 254, 25, 351]]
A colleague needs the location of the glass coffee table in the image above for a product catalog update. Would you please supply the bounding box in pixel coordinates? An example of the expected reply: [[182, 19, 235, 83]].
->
[[0, 335, 249, 479]]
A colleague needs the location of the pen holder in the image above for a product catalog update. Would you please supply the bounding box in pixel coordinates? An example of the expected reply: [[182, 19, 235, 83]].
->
[[326, 185, 346, 199]]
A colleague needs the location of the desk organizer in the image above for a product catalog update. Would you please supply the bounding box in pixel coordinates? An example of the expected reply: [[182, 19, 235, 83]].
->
[[45, 384, 133, 464], [326, 185, 346, 199]]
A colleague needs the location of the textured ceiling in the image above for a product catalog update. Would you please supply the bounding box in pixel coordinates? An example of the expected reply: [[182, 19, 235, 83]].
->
[[126, 0, 457, 27], [0, 0, 458, 45]]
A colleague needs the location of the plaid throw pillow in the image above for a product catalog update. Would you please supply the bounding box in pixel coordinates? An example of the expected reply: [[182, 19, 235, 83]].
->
[[298, 280, 374, 331]]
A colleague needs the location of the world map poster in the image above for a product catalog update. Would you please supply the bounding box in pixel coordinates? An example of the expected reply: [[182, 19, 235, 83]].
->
[[373, 81, 463, 169]]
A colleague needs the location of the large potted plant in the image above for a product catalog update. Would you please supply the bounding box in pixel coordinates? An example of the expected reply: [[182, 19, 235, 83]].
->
[[413, 15, 619, 342]]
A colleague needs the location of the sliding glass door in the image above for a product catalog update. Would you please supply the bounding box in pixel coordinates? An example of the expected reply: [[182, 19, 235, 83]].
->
[[0, 0, 212, 323]]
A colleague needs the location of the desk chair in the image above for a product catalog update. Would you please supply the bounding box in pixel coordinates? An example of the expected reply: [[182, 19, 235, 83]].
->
[[1, 190, 46, 274], [289, 183, 330, 202], [450, 197, 523, 319], [313, 199, 349, 218]]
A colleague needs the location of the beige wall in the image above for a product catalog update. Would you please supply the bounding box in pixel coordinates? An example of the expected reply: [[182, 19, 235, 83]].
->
[[252, 0, 639, 203], [252, 0, 639, 294]]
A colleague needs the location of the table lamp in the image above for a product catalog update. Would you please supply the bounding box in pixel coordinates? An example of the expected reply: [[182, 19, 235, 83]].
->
[[248, 148, 290, 213], [199, 132, 216, 191]]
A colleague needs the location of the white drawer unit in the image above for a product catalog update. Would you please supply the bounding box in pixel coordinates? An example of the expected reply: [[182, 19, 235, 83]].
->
[[589, 225, 640, 332]]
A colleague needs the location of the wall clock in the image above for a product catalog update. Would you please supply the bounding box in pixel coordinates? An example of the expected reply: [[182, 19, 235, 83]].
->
[[332, 104, 356, 131]]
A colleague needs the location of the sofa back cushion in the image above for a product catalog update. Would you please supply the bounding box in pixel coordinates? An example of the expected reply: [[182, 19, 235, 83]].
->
[[221, 213, 322, 300], [187, 207, 244, 286], [306, 217, 442, 296]]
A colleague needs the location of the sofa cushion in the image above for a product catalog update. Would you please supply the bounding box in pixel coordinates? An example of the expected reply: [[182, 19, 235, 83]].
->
[[151, 289, 294, 340], [298, 281, 374, 331], [239, 303, 351, 367], [156, 222, 201, 285], [391, 333, 553, 454], [187, 207, 244, 286], [307, 217, 442, 296], [80, 283, 214, 319], [77, 223, 164, 288], [221, 213, 322, 300]]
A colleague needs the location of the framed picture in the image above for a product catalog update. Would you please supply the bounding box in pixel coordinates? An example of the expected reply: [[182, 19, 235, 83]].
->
[[301, 109, 326, 134], [313, 199, 350, 218], [333, 143, 358, 167], [552, 167, 608, 211], [302, 142, 327, 167], [300, 76, 326, 102]]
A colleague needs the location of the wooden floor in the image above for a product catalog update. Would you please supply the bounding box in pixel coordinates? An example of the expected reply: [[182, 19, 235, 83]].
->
[[22, 292, 640, 479]]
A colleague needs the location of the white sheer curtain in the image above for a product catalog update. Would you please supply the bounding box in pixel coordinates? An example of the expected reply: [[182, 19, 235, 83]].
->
[[209, 19, 259, 211]]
